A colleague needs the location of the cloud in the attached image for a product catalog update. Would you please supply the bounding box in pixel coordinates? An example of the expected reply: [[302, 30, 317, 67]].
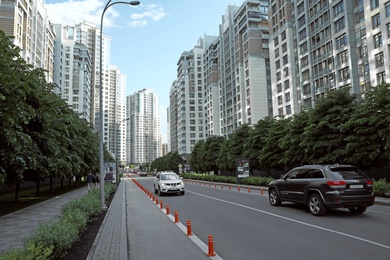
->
[[46, 1, 166, 28]]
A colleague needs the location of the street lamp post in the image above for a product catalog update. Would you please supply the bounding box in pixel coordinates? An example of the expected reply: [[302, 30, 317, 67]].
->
[[99, 0, 140, 209]]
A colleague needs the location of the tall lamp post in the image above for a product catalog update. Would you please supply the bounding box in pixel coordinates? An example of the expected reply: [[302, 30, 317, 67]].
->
[[99, 0, 140, 209]]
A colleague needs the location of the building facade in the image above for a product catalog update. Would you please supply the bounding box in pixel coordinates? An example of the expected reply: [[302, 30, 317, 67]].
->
[[0, 0, 55, 81], [269, 0, 390, 117], [126, 89, 161, 164]]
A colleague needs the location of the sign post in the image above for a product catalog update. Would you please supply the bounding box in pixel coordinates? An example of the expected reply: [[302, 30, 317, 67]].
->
[[236, 158, 250, 184]]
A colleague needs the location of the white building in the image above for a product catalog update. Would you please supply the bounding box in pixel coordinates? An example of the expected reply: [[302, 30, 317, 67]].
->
[[0, 0, 55, 81], [269, 0, 390, 117], [126, 89, 161, 164], [52, 24, 92, 122]]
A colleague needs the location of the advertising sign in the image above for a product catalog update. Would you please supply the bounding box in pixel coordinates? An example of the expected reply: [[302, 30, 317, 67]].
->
[[104, 162, 117, 183], [236, 158, 250, 179]]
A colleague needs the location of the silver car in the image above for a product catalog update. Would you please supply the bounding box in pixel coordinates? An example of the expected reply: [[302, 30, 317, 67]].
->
[[154, 172, 185, 195]]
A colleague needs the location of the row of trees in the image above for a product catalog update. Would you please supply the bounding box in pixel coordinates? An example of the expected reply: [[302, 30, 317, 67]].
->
[[191, 85, 390, 177], [0, 31, 112, 201], [150, 151, 185, 173]]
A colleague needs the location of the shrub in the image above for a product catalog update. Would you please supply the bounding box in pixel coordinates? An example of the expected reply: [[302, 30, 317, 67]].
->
[[373, 178, 390, 197], [0, 184, 117, 259]]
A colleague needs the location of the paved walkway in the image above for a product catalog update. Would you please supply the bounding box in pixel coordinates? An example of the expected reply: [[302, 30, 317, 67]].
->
[[1, 179, 389, 259]]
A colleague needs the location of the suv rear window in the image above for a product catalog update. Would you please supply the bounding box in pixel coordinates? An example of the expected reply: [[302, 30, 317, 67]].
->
[[330, 167, 368, 180]]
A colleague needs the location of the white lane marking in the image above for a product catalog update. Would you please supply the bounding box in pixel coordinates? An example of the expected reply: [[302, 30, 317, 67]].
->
[[188, 190, 390, 251]]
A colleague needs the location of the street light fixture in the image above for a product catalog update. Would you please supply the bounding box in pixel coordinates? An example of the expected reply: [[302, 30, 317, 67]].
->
[[99, 0, 140, 209]]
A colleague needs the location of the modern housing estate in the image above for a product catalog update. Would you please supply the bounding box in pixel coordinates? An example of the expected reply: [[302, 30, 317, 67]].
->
[[269, 0, 390, 117], [169, 0, 270, 164]]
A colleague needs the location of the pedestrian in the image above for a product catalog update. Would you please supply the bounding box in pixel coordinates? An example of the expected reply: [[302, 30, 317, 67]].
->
[[94, 173, 100, 187], [87, 171, 94, 191]]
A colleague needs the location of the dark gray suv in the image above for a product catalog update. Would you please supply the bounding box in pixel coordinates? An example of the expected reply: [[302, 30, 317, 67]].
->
[[268, 164, 375, 216]]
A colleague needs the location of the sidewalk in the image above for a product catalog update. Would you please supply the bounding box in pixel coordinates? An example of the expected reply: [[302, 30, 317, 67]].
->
[[0, 187, 88, 253], [87, 179, 212, 260]]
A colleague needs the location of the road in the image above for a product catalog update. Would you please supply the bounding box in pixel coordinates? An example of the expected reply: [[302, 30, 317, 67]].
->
[[135, 177, 390, 260]]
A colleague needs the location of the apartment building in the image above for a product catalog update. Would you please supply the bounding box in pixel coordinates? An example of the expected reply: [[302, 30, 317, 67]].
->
[[171, 36, 217, 163], [126, 89, 161, 164], [109, 66, 127, 166], [218, 1, 271, 137], [0, 0, 55, 81], [269, 0, 390, 117], [52, 24, 92, 122]]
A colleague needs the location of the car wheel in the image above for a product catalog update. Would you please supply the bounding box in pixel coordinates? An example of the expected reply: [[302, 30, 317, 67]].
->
[[180, 191, 185, 195], [158, 187, 162, 196], [308, 194, 327, 216], [269, 188, 281, 206], [154, 185, 158, 194], [348, 206, 367, 214]]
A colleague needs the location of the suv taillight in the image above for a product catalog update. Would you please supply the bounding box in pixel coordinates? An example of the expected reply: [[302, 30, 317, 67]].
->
[[366, 180, 373, 187], [327, 181, 346, 188]]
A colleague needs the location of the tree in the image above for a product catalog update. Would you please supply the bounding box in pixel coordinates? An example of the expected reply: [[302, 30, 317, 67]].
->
[[342, 83, 390, 168], [190, 140, 206, 173], [244, 117, 274, 172], [279, 110, 311, 169], [301, 88, 357, 164], [203, 135, 225, 175]]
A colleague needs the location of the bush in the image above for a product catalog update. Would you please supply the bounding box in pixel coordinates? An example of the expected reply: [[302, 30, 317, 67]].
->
[[181, 173, 271, 186], [373, 178, 390, 197], [0, 184, 117, 259]]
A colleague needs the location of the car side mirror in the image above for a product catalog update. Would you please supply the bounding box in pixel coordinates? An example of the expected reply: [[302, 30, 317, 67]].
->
[[180, 177, 183, 180]]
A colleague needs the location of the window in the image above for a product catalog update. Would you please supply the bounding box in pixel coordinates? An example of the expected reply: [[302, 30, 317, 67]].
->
[[277, 95, 283, 105], [375, 52, 384, 68], [386, 2, 390, 17], [338, 50, 348, 65], [277, 83, 282, 93], [335, 17, 345, 32], [274, 36, 279, 46], [356, 26, 366, 41], [355, 7, 364, 23], [275, 60, 280, 69], [285, 92, 290, 102], [299, 29, 307, 41], [283, 68, 289, 77], [283, 55, 288, 65], [281, 31, 286, 41], [359, 63, 369, 76], [388, 23, 390, 38], [371, 0, 379, 10], [298, 15, 305, 28], [275, 48, 279, 58], [339, 67, 350, 81], [377, 71, 385, 83], [334, 1, 344, 17], [284, 80, 290, 90], [282, 43, 287, 53], [301, 56, 309, 67], [374, 33, 382, 48], [302, 70, 310, 81], [300, 42, 308, 53], [336, 34, 347, 49], [286, 105, 291, 115], [372, 14, 381, 29], [276, 71, 281, 81]]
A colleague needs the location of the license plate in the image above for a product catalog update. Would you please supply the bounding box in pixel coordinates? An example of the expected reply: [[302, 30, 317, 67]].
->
[[350, 184, 363, 189]]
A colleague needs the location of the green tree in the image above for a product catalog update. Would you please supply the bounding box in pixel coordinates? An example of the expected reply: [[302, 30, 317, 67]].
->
[[301, 88, 357, 164], [190, 140, 206, 173], [244, 117, 273, 172], [203, 135, 225, 175], [259, 117, 289, 172], [342, 83, 390, 167], [279, 110, 311, 169]]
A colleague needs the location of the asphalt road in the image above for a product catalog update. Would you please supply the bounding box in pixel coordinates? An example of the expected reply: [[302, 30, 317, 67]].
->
[[136, 177, 390, 260]]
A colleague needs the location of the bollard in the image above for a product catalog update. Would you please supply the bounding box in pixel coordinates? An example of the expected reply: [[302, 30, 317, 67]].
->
[[156, 197, 159, 205], [261, 188, 264, 195], [160, 200, 163, 209], [187, 220, 193, 236], [206, 235, 216, 256], [174, 210, 179, 223], [228, 185, 231, 190], [221, 184, 224, 189], [248, 187, 251, 193], [215, 184, 217, 188], [238, 186, 240, 192], [166, 204, 170, 215]]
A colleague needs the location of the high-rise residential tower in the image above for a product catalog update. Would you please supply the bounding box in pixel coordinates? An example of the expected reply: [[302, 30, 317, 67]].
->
[[109, 65, 127, 167], [53, 24, 92, 122], [126, 89, 161, 164], [269, 0, 390, 117], [0, 0, 55, 81]]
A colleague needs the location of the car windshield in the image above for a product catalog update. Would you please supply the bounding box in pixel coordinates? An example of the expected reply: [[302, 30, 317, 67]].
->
[[161, 174, 179, 180], [330, 167, 368, 180]]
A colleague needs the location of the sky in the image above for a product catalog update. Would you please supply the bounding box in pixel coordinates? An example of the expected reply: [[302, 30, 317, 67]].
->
[[45, 0, 245, 142]]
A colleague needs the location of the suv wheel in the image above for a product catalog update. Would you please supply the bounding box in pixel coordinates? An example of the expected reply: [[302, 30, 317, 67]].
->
[[154, 185, 158, 194], [269, 189, 281, 206], [308, 194, 327, 216], [180, 191, 185, 195], [158, 187, 163, 196], [348, 206, 367, 214]]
